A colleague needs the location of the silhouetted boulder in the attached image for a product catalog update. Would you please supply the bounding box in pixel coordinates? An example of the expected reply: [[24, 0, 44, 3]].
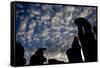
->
[[30, 48, 46, 65], [93, 26, 97, 38], [15, 42, 26, 66], [48, 59, 65, 64], [66, 36, 83, 63], [75, 17, 97, 62]]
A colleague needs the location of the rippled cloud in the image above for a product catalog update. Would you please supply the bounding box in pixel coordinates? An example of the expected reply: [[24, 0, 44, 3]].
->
[[16, 3, 97, 64]]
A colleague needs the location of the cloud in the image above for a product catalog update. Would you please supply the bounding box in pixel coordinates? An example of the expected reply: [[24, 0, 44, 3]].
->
[[16, 3, 24, 8], [41, 14, 50, 21], [31, 10, 40, 16], [41, 27, 49, 37], [16, 3, 97, 64], [51, 16, 60, 25], [56, 12, 63, 17], [64, 6, 75, 12], [42, 4, 52, 10], [19, 16, 29, 32], [78, 7, 95, 18]]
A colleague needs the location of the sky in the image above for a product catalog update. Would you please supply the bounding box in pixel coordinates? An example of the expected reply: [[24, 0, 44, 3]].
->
[[15, 2, 97, 65]]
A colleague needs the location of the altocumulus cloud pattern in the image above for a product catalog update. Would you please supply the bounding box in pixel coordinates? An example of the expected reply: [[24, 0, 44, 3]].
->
[[15, 2, 97, 65]]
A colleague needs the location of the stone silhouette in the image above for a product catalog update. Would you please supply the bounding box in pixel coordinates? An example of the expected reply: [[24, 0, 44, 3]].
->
[[48, 59, 65, 64], [66, 36, 83, 63], [93, 26, 97, 39], [30, 48, 46, 65], [15, 42, 26, 66], [75, 17, 97, 62]]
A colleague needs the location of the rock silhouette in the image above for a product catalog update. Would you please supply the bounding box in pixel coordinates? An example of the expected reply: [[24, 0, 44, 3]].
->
[[48, 59, 65, 64], [30, 48, 46, 65], [15, 42, 26, 66], [66, 36, 83, 63], [75, 18, 97, 62], [93, 26, 97, 38]]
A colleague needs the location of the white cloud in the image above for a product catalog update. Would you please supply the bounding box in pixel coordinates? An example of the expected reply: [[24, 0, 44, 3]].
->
[[42, 27, 49, 37], [42, 5, 52, 10], [64, 12, 73, 22], [63, 6, 75, 23], [16, 3, 24, 8], [43, 36, 50, 41], [41, 14, 50, 21], [33, 37, 39, 41], [69, 33, 75, 36], [63, 31, 69, 34], [31, 10, 40, 15], [56, 12, 63, 17], [52, 16, 60, 25], [29, 21, 36, 29], [51, 26, 61, 31], [64, 6, 75, 12], [68, 26, 75, 31], [19, 17, 29, 32], [79, 7, 93, 17]]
